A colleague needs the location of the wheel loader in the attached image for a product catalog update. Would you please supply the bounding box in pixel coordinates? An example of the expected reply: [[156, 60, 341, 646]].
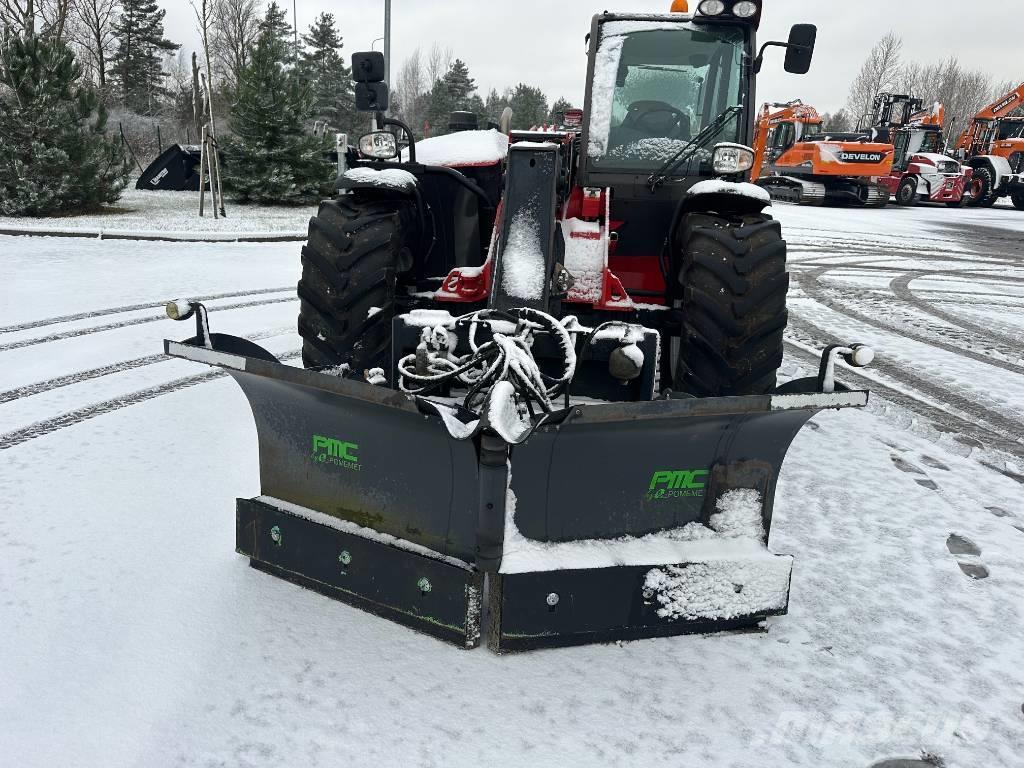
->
[[750, 100, 895, 207], [954, 80, 1024, 209], [165, 0, 872, 652]]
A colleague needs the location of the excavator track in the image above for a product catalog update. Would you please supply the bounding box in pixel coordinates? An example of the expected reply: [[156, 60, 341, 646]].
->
[[757, 176, 827, 206]]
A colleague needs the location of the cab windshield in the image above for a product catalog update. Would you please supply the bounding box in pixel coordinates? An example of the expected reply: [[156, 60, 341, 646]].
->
[[996, 120, 1024, 140], [588, 22, 746, 174]]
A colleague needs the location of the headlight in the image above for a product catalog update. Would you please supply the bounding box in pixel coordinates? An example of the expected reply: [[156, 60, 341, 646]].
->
[[698, 0, 726, 15], [732, 1, 759, 17], [358, 131, 399, 160], [713, 143, 755, 174]]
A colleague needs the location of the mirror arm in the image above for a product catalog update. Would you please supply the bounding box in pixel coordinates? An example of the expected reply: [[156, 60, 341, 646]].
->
[[753, 40, 790, 73]]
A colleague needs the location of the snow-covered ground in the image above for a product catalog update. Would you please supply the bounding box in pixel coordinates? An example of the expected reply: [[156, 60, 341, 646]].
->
[[0, 187, 315, 239], [1, 201, 1023, 768]]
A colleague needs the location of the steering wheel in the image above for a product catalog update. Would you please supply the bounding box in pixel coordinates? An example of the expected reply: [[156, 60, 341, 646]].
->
[[620, 101, 689, 139]]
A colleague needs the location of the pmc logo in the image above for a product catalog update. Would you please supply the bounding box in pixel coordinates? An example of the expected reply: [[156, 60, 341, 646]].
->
[[647, 470, 709, 500], [313, 435, 360, 471]]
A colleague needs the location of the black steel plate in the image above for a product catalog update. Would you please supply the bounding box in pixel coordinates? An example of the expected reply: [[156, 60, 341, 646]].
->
[[237, 497, 484, 648]]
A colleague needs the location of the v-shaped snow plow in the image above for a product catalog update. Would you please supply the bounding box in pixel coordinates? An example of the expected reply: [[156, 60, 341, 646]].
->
[[164, 4, 870, 651], [165, 312, 868, 651]]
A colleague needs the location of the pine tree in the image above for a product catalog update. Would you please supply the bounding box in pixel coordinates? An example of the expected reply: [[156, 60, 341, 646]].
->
[[509, 83, 549, 129], [221, 19, 331, 204], [0, 34, 128, 216], [548, 97, 575, 125], [426, 59, 478, 134], [258, 1, 294, 64], [110, 0, 179, 113], [298, 13, 356, 135], [485, 87, 512, 124]]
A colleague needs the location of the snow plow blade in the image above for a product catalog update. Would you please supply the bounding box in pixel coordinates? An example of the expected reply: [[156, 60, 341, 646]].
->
[[165, 335, 868, 652]]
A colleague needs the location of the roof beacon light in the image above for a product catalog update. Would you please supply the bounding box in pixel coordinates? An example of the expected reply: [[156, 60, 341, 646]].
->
[[670, 0, 689, 11], [733, 1, 759, 18], [698, 0, 726, 15]]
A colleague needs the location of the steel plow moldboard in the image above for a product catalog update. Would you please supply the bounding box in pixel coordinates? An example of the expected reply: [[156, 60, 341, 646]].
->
[[164, 339, 867, 651]]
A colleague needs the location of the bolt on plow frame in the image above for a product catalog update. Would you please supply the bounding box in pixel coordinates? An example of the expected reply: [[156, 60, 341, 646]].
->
[[165, 1, 873, 652]]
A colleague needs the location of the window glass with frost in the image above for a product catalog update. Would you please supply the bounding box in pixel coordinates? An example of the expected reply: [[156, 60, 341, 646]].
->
[[588, 22, 746, 173]]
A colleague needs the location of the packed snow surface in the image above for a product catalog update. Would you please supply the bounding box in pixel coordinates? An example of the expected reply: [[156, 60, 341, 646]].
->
[[3, 199, 1024, 767], [688, 179, 771, 203], [403, 129, 509, 167], [644, 558, 792, 621], [560, 217, 606, 302], [500, 206, 546, 300], [500, 487, 773, 575], [0, 186, 314, 237], [342, 166, 417, 189]]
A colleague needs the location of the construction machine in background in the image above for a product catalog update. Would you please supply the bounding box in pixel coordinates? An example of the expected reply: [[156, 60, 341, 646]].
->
[[751, 100, 894, 207], [865, 94, 972, 207], [954, 81, 1024, 209], [164, 1, 873, 652]]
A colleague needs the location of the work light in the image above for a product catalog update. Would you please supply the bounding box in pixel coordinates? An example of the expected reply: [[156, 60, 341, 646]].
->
[[732, 1, 759, 18], [359, 131, 399, 160], [713, 143, 755, 174], [698, 0, 726, 16]]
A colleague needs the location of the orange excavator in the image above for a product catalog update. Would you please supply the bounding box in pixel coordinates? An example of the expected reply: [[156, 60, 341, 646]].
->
[[954, 81, 1024, 209], [751, 100, 894, 207]]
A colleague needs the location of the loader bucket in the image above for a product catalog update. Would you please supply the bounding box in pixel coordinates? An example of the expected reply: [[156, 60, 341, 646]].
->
[[165, 335, 868, 651]]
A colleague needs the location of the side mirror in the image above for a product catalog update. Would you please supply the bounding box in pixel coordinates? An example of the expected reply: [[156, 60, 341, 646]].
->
[[784, 24, 817, 74], [355, 82, 390, 112], [352, 51, 386, 83]]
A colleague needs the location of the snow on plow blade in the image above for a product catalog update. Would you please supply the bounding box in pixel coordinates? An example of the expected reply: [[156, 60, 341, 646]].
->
[[165, 336, 868, 652]]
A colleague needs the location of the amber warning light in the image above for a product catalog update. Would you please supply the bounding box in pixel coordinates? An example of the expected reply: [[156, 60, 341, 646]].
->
[[670, 0, 689, 11]]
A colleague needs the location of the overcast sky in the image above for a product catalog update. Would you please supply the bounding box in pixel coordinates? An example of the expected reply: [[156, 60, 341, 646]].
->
[[164, 1, 1022, 113]]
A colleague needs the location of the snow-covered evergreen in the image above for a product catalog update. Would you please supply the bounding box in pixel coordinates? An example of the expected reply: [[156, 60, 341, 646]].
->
[[110, 0, 179, 113], [298, 13, 357, 137], [221, 6, 331, 205], [0, 33, 128, 216]]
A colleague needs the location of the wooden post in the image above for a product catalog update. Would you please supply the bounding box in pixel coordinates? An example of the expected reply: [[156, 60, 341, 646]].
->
[[198, 125, 208, 217], [206, 130, 218, 219]]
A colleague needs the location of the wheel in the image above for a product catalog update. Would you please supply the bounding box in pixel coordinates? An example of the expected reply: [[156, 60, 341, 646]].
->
[[966, 166, 995, 208], [895, 177, 919, 206], [673, 212, 788, 397], [1012, 193, 1024, 211], [297, 194, 417, 373]]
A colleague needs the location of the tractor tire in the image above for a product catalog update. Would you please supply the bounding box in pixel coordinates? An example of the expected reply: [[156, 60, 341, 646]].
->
[[966, 166, 996, 208], [895, 177, 919, 206], [674, 212, 788, 398], [297, 194, 416, 373], [1012, 193, 1024, 211]]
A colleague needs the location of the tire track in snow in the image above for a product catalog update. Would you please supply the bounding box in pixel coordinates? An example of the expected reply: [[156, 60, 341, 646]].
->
[[0, 295, 297, 352], [787, 316, 1024, 457], [0, 350, 301, 450], [790, 262, 1024, 285], [785, 223, 1024, 257], [890, 273, 1024, 349], [0, 327, 295, 404], [0, 286, 293, 334], [796, 267, 1024, 374]]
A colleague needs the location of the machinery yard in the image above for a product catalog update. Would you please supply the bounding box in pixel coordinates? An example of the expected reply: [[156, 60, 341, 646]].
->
[[2, 201, 1022, 767]]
